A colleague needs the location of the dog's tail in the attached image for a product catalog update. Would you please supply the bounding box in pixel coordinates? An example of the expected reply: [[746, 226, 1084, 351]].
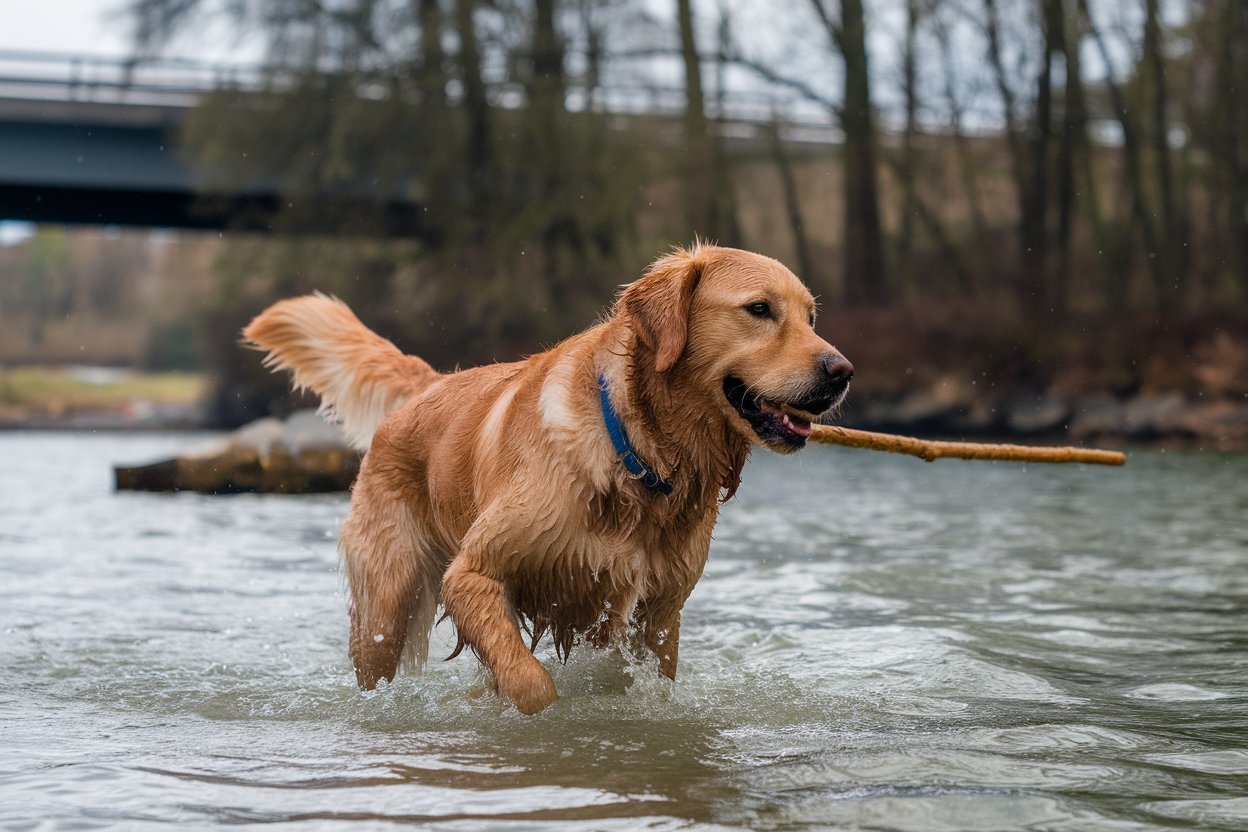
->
[[243, 293, 438, 451]]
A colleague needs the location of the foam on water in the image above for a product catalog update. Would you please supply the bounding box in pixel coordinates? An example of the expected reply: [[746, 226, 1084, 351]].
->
[[2, 433, 1246, 830]]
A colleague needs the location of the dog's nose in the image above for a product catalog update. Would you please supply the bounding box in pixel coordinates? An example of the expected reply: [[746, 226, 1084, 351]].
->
[[821, 353, 854, 385]]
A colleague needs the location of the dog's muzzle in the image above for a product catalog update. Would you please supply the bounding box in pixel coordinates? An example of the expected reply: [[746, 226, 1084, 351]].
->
[[789, 354, 854, 414], [723, 353, 853, 449]]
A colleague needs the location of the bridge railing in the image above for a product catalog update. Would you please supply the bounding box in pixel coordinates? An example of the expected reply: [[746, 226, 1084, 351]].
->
[[0, 49, 262, 107], [0, 48, 840, 143]]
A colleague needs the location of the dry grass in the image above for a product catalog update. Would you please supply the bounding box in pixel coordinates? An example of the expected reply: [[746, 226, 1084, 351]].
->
[[0, 367, 207, 419]]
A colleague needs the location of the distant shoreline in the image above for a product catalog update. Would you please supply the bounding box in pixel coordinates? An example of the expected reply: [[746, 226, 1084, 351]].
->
[[4, 394, 1244, 451]]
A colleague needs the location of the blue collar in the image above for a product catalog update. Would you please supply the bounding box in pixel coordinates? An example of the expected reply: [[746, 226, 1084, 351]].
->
[[598, 374, 673, 495]]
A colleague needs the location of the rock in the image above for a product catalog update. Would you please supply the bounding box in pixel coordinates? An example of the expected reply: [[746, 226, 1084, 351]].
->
[[115, 409, 360, 493], [1004, 392, 1069, 434], [227, 417, 287, 454], [1122, 393, 1187, 439], [850, 377, 974, 431], [284, 409, 350, 451], [181, 417, 283, 462], [844, 395, 904, 428], [1069, 394, 1127, 440], [890, 391, 958, 426], [1153, 400, 1248, 444], [945, 398, 1003, 434], [900, 377, 972, 423]]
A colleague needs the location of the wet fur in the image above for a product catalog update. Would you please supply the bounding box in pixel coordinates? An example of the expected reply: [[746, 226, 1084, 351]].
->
[[244, 244, 847, 714]]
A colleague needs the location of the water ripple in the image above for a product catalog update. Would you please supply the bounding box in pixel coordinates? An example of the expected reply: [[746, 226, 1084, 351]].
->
[[1, 435, 1246, 830]]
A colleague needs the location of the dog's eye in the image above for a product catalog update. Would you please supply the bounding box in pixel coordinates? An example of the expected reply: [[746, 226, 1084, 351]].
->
[[745, 302, 772, 319]]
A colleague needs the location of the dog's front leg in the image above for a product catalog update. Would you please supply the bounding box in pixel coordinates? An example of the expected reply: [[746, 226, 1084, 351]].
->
[[642, 607, 682, 680], [441, 535, 557, 715]]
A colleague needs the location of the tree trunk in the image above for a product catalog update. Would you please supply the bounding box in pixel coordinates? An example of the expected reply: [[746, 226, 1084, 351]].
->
[[897, 0, 920, 296], [983, 0, 1031, 301], [1081, 0, 1162, 308], [834, 0, 887, 304], [677, 0, 712, 238], [581, 2, 602, 107], [1144, 0, 1186, 305], [527, 0, 581, 294], [1021, 0, 1061, 309], [418, 0, 447, 105], [1065, 0, 1111, 311], [982, 0, 1026, 212], [1050, 0, 1076, 315], [527, 0, 567, 190], [767, 120, 816, 287], [453, 0, 493, 228], [710, 8, 742, 244], [936, 13, 992, 283], [415, 0, 451, 243], [530, 0, 565, 100], [1219, 1, 1248, 297]]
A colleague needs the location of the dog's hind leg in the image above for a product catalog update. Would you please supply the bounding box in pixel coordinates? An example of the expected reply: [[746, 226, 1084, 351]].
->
[[341, 476, 442, 689]]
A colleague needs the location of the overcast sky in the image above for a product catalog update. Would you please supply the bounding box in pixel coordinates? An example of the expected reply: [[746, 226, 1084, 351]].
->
[[0, 1, 128, 56], [0, 0, 261, 61]]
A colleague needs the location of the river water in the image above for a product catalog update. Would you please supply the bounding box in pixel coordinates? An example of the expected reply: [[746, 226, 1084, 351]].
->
[[1, 432, 1245, 831]]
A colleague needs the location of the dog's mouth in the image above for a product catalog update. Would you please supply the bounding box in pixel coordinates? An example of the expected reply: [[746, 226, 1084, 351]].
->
[[723, 376, 834, 449]]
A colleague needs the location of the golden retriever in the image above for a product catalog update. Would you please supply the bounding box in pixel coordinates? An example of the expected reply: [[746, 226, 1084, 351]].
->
[[244, 244, 852, 714]]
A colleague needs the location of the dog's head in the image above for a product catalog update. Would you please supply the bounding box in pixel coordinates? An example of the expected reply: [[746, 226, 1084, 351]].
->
[[619, 245, 852, 453]]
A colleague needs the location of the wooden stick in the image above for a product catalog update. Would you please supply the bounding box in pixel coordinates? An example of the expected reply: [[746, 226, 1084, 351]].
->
[[810, 425, 1126, 466]]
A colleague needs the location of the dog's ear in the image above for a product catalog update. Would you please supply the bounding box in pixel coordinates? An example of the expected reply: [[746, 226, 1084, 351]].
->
[[619, 248, 705, 373]]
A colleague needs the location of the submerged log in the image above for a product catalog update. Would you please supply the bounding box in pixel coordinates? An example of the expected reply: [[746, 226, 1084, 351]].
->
[[115, 410, 360, 493]]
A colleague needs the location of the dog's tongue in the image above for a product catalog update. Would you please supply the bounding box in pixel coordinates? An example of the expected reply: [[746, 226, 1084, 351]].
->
[[781, 412, 812, 439], [760, 399, 813, 439]]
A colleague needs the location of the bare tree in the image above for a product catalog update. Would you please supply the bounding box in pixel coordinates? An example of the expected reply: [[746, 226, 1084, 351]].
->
[[1142, 0, 1189, 303], [808, 0, 887, 303], [454, 0, 495, 232], [676, 0, 712, 238], [675, 0, 737, 241], [890, 0, 973, 298], [1047, 0, 1075, 314], [981, 0, 1055, 307], [933, 6, 993, 280], [1060, 0, 1106, 311], [766, 118, 816, 284], [1081, 0, 1162, 307], [897, 0, 921, 291], [1214, 1, 1248, 296]]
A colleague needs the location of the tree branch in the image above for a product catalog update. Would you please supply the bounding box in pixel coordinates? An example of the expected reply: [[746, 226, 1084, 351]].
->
[[721, 52, 840, 114], [807, 0, 844, 49]]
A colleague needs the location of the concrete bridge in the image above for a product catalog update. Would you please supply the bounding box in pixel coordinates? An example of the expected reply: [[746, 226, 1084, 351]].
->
[[0, 50, 426, 233], [0, 49, 839, 234]]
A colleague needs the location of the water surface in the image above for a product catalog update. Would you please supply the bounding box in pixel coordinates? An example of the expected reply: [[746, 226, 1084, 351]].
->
[[1, 433, 1246, 830]]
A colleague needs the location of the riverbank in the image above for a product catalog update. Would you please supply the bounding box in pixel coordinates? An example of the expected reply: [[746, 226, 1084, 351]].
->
[[841, 387, 1248, 450], [833, 308, 1248, 450], [4, 357, 1247, 450], [0, 367, 208, 430]]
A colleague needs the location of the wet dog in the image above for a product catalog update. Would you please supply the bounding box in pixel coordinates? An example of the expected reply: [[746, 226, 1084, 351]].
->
[[245, 244, 852, 713]]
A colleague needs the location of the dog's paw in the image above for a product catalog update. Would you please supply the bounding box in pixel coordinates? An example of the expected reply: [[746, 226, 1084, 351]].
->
[[499, 660, 559, 715]]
